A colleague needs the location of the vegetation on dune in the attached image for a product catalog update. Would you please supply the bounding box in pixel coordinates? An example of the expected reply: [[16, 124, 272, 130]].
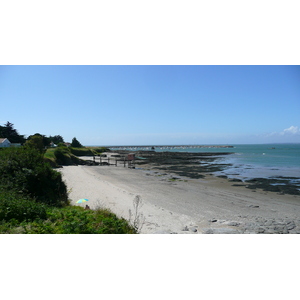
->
[[0, 123, 135, 234], [44, 145, 110, 167], [0, 201, 136, 234], [0, 147, 68, 206], [0, 189, 48, 223]]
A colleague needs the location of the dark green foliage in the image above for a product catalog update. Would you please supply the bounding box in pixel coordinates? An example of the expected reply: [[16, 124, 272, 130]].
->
[[26, 133, 51, 151], [0, 147, 68, 206], [71, 137, 83, 148], [25, 134, 46, 153], [49, 135, 64, 145], [4, 206, 137, 234], [41, 206, 136, 234], [0, 121, 26, 144], [0, 199, 136, 234], [0, 189, 47, 222]]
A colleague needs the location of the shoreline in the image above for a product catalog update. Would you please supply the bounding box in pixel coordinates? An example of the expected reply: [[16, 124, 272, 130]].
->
[[59, 153, 300, 233], [131, 150, 300, 196]]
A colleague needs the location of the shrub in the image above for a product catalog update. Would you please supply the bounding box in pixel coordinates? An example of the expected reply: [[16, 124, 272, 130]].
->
[[0, 147, 68, 206], [0, 189, 47, 222], [22, 206, 137, 234]]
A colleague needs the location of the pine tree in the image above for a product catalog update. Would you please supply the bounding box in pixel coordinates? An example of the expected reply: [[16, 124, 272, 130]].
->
[[71, 137, 83, 148], [0, 121, 26, 144]]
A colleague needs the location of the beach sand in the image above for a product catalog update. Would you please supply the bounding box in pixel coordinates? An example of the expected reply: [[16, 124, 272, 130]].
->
[[59, 163, 300, 234]]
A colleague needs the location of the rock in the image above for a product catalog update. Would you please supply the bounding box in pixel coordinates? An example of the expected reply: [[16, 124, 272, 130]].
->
[[273, 225, 285, 234], [154, 230, 173, 234], [189, 227, 198, 232], [287, 221, 296, 231], [265, 220, 274, 226], [204, 228, 214, 234], [255, 227, 265, 234], [227, 221, 240, 226], [249, 205, 259, 208], [209, 219, 218, 223], [229, 178, 243, 182], [182, 226, 189, 231], [283, 226, 289, 234], [204, 228, 239, 234]]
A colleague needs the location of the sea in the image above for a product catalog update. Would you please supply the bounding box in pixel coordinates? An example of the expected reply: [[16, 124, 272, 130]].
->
[[109, 143, 300, 182]]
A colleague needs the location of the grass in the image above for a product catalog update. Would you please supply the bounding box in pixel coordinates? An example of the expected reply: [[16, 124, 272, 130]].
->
[[44, 148, 57, 167]]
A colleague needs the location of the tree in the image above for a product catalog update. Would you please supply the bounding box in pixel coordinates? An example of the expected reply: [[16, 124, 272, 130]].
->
[[71, 137, 83, 148], [25, 134, 46, 153], [0, 121, 26, 144], [49, 135, 64, 145]]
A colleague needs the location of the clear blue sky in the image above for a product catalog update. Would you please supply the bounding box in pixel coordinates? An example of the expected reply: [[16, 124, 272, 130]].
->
[[1, 65, 299, 145]]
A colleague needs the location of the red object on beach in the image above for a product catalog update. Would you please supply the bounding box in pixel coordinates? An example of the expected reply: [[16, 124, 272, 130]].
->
[[127, 154, 135, 161]]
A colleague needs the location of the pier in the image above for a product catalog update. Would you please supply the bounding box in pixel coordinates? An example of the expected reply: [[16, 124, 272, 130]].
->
[[107, 145, 234, 151]]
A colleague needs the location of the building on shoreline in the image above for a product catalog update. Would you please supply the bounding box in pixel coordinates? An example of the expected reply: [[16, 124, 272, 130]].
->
[[0, 138, 11, 147], [0, 138, 21, 148]]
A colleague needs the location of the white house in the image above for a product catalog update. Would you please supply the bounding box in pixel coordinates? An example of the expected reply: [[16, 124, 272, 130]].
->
[[0, 138, 11, 147]]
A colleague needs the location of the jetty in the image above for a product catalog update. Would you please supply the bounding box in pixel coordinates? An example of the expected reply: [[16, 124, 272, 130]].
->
[[107, 145, 234, 151]]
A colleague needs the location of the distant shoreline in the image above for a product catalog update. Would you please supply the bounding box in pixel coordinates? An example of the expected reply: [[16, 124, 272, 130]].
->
[[106, 145, 234, 151]]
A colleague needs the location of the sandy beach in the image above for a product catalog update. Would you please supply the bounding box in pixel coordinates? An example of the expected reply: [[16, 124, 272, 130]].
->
[[59, 159, 300, 234]]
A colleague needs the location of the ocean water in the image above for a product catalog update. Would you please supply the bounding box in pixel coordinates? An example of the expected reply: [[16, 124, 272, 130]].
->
[[212, 144, 300, 180]]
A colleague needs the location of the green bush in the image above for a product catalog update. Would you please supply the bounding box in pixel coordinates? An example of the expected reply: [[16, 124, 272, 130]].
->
[[0, 147, 68, 206], [0, 189, 47, 222], [21, 206, 137, 234]]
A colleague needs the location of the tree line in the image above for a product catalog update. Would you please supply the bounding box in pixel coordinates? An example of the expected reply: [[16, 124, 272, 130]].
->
[[0, 121, 83, 149]]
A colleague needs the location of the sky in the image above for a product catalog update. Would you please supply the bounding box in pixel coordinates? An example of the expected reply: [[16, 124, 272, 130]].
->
[[1, 65, 299, 145]]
